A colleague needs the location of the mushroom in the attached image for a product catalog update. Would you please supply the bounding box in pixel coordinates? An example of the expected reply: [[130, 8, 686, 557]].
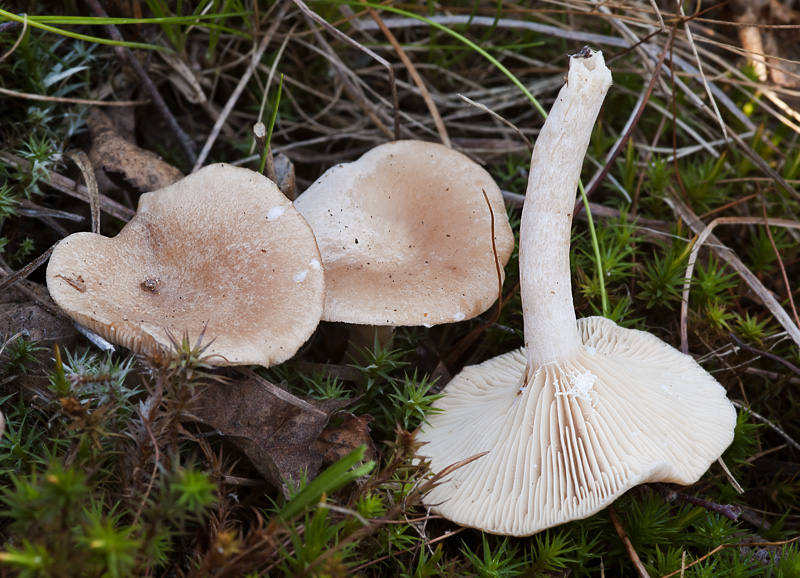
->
[[46, 163, 325, 367], [416, 50, 736, 536], [293, 140, 514, 329]]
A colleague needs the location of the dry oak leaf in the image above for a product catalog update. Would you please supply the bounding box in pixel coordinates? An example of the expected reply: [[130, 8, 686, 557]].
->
[[312, 412, 375, 465], [88, 107, 183, 191], [191, 371, 351, 495]]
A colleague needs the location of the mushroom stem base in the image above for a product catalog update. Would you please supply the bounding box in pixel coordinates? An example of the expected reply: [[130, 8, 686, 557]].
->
[[345, 324, 396, 360]]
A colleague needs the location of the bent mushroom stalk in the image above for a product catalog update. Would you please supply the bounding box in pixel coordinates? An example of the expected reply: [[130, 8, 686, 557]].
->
[[417, 49, 736, 537]]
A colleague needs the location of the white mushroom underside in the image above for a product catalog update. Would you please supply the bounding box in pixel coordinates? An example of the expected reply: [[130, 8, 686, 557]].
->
[[418, 316, 736, 536]]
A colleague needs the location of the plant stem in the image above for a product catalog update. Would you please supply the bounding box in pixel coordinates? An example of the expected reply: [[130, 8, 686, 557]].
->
[[520, 49, 612, 367], [253, 122, 269, 177], [0, 8, 168, 52], [578, 180, 609, 316]]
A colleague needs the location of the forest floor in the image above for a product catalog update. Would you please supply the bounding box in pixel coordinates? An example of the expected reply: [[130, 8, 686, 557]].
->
[[1, 1, 800, 576]]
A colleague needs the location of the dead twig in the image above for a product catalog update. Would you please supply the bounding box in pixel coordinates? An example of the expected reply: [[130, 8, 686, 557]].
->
[[582, 26, 674, 206], [0, 13, 26, 63], [83, 0, 196, 165], [729, 333, 800, 377], [609, 505, 651, 578], [760, 195, 800, 330], [193, 4, 287, 172], [0, 245, 56, 293], [0, 152, 135, 222], [731, 400, 800, 453], [675, 206, 800, 352], [648, 483, 741, 520], [0, 21, 22, 34], [354, 15, 632, 49]]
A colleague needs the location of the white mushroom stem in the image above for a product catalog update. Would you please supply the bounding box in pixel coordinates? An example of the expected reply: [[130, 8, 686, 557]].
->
[[520, 49, 612, 367], [418, 49, 736, 536]]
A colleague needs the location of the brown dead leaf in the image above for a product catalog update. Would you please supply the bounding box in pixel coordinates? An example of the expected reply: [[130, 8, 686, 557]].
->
[[312, 412, 375, 465], [275, 153, 296, 200], [88, 108, 183, 192], [158, 52, 208, 105], [191, 371, 350, 495]]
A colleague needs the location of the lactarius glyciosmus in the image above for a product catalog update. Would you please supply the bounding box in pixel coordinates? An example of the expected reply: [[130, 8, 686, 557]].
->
[[47, 163, 324, 367], [417, 49, 736, 536], [294, 140, 514, 328]]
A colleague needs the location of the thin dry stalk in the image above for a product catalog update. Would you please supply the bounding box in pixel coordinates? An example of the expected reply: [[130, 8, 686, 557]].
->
[[64, 150, 99, 234], [457, 94, 532, 150], [678, 3, 727, 139], [193, 4, 287, 171], [677, 211, 800, 351], [0, 152, 135, 222], [609, 505, 652, 578], [760, 197, 800, 330], [364, 5, 450, 147], [0, 245, 55, 293], [0, 87, 146, 107]]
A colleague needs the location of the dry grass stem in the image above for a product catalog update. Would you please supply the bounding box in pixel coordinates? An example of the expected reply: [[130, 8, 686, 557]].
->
[[193, 6, 287, 172], [609, 505, 652, 578], [0, 87, 147, 106], [678, 212, 800, 351], [365, 5, 450, 147], [0, 152, 135, 221], [64, 150, 99, 234]]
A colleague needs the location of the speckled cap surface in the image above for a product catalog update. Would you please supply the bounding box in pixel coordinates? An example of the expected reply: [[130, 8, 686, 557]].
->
[[47, 163, 325, 366], [294, 140, 514, 326]]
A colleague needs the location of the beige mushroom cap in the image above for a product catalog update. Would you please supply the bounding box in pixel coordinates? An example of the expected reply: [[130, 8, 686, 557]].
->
[[293, 140, 514, 326], [418, 316, 736, 536], [46, 163, 324, 367]]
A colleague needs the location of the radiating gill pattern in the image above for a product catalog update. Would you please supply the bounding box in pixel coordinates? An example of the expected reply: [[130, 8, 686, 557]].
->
[[418, 317, 736, 536]]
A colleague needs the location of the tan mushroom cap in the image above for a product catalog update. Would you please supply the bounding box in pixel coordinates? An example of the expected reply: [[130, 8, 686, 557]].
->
[[418, 316, 736, 536], [293, 140, 514, 326], [46, 163, 325, 367]]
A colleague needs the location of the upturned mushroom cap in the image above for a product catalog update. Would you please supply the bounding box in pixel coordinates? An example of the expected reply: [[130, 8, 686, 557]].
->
[[46, 163, 324, 366], [293, 140, 514, 326], [417, 50, 736, 536], [418, 317, 736, 536]]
